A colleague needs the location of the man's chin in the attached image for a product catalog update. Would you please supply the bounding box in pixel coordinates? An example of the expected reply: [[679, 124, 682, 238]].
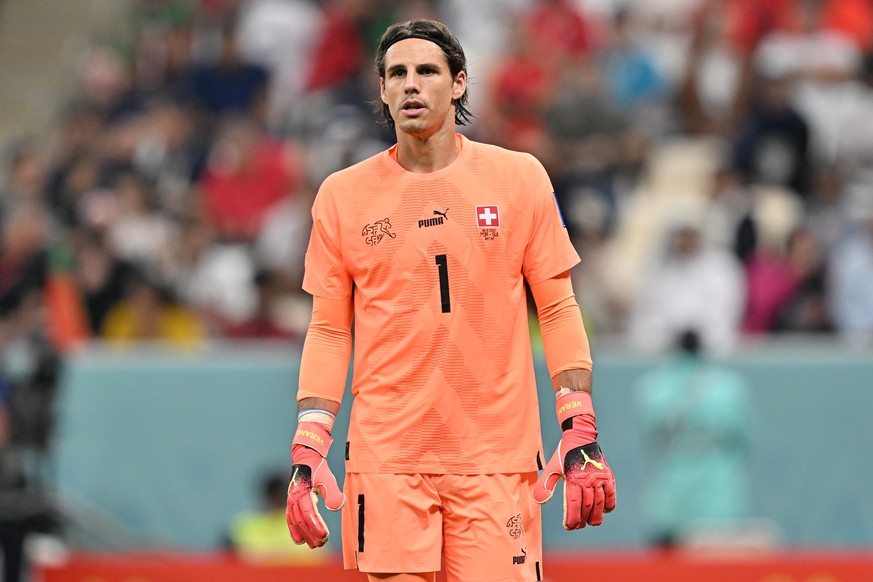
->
[[397, 120, 428, 136]]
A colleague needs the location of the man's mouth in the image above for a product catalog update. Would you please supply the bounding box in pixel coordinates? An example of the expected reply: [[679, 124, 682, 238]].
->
[[401, 100, 425, 116]]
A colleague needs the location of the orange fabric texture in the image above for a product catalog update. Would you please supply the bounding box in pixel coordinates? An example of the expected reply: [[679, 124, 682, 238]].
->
[[529, 272, 592, 378], [303, 134, 580, 474], [342, 472, 542, 579], [297, 295, 354, 404]]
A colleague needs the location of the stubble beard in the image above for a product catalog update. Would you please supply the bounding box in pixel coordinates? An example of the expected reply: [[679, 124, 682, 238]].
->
[[397, 118, 429, 137]]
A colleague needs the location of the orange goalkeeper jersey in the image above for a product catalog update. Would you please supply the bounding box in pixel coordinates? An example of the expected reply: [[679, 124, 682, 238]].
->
[[302, 134, 580, 474]]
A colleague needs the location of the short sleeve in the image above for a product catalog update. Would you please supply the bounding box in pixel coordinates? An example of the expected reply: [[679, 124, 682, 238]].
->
[[302, 179, 353, 299], [520, 155, 581, 284]]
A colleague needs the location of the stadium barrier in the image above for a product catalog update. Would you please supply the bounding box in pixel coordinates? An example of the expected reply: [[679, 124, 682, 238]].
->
[[33, 551, 873, 582], [54, 342, 873, 550]]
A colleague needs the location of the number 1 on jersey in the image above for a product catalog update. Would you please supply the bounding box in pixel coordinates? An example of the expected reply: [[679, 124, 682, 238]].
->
[[435, 254, 451, 313]]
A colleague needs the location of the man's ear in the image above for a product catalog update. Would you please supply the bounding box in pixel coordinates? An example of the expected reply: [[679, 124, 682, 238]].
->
[[380, 77, 388, 105], [452, 70, 467, 101]]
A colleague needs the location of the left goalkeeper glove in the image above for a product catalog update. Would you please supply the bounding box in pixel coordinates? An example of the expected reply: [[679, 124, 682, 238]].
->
[[286, 421, 345, 548], [534, 391, 616, 529]]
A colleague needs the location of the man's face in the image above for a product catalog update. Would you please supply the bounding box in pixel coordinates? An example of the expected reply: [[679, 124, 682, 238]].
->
[[380, 38, 466, 138]]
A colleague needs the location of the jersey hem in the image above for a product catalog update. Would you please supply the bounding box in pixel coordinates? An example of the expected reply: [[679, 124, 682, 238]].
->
[[343, 463, 542, 475]]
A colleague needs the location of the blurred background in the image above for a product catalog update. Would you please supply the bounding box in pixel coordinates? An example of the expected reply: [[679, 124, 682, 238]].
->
[[1, 0, 872, 580]]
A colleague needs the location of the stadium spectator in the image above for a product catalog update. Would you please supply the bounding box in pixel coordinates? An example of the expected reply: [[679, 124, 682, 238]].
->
[[806, 166, 854, 254], [226, 469, 327, 564], [45, 149, 103, 230], [105, 169, 180, 276], [172, 235, 258, 334], [635, 329, 754, 548], [677, 0, 749, 136], [599, 8, 666, 118], [71, 43, 142, 124], [185, 20, 270, 124], [568, 194, 634, 338], [483, 15, 555, 152], [523, 0, 597, 66], [199, 115, 305, 242], [742, 224, 829, 334], [101, 270, 205, 346], [828, 205, 873, 342], [74, 228, 135, 334], [304, 0, 366, 97], [131, 97, 208, 220], [253, 192, 311, 289], [0, 140, 48, 214], [0, 205, 49, 317], [628, 218, 746, 354], [698, 162, 757, 262], [441, 0, 534, 82], [732, 71, 812, 198], [235, 0, 322, 129], [224, 269, 297, 340]]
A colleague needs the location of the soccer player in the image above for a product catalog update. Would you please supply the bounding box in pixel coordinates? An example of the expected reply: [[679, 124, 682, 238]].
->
[[286, 19, 616, 582]]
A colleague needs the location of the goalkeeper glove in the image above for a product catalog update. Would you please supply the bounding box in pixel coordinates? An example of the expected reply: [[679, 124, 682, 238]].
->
[[534, 391, 616, 529], [286, 421, 345, 548]]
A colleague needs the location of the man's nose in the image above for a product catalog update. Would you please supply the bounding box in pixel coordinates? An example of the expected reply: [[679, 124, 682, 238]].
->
[[404, 72, 420, 92]]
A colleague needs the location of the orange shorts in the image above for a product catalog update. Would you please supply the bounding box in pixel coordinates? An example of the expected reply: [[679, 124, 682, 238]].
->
[[341, 472, 542, 581]]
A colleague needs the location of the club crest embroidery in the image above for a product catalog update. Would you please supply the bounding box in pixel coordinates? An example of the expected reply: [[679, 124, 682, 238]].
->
[[506, 513, 524, 539], [362, 218, 396, 246]]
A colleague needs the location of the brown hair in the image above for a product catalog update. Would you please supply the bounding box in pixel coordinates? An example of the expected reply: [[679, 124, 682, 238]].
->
[[373, 19, 473, 131]]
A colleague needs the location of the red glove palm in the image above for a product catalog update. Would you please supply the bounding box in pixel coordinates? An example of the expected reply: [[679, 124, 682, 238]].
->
[[286, 422, 345, 548], [534, 393, 616, 529]]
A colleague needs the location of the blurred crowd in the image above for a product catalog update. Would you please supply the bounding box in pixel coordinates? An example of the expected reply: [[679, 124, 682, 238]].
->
[[2, 0, 873, 360]]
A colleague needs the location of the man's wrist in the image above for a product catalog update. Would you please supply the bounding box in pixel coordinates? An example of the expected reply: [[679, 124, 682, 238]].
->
[[297, 408, 336, 432], [556, 391, 594, 425], [555, 386, 586, 399]]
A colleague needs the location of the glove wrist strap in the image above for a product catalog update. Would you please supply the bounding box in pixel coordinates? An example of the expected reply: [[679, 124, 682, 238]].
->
[[293, 421, 333, 458], [555, 391, 594, 426]]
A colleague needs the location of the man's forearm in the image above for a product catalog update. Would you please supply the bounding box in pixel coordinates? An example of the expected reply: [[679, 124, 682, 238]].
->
[[298, 397, 341, 415], [551, 368, 592, 395]]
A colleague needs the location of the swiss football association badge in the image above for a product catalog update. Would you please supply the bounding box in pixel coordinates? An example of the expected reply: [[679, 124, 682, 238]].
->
[[476, 205, 500, 228]]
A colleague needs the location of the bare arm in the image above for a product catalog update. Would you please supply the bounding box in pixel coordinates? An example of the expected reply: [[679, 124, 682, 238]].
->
[[298, 397, 341, 416], [551, 368, 593, 396]]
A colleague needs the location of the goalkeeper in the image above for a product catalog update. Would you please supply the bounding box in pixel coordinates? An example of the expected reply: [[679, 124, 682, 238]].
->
[[286, 18, 616, 582]]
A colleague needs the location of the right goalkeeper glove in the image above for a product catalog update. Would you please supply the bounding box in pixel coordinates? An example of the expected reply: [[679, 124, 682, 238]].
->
[[534, 391, 616, 529], [286, 421, 345, 548]]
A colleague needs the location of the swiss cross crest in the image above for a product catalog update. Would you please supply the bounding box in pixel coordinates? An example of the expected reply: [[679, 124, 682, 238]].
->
[[476, 205, 500, 228]]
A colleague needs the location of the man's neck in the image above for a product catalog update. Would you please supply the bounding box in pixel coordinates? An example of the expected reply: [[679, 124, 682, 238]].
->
[[395, 130, 459, 174]]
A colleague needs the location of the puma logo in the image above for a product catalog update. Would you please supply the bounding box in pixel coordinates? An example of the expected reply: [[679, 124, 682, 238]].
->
[[580, 450, 604, 471], [419, 208, 449, 229]]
